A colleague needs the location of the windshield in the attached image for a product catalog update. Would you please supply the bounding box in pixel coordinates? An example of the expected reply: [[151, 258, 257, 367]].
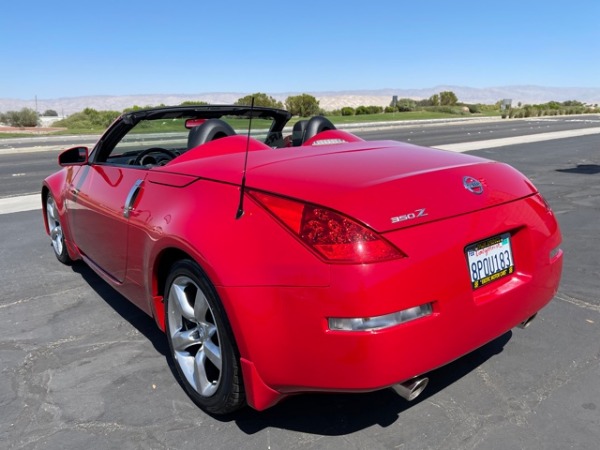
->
[[97, 107, 290, 166]]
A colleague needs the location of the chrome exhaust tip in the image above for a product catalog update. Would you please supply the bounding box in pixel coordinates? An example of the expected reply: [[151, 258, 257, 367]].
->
[[518, 313, 537, 329], [391, 377, 429, 401]]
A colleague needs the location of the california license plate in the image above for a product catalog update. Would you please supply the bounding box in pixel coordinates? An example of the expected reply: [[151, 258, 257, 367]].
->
[[466, 233, 515, 289]]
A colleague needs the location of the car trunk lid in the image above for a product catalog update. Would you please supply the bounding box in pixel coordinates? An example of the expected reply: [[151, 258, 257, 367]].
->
[[244, 142, 537, 232], [162, 139, 537, 232]]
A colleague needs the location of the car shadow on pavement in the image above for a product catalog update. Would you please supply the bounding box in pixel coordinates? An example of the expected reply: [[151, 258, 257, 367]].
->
[[229, 332, 512, 435], [68, 261, 199, 406], [70, 261, 169, 357], [68, 260, 512, 435], [556, 164, 600, 175]]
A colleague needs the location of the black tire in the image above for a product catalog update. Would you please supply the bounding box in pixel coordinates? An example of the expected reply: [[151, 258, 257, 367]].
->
[[45, 194, 73, 265], [164, 259, 245, 414]]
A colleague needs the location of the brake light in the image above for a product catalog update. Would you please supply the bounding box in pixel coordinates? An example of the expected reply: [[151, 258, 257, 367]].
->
[[250, 191, 405, 263]]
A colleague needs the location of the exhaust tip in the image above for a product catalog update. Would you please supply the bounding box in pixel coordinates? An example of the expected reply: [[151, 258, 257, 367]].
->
[[518, 313, 537, 329], [391, 377, 429, 401]]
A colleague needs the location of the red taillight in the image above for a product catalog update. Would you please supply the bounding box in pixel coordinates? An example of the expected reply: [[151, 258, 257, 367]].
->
[[250, 191, 405, 263]]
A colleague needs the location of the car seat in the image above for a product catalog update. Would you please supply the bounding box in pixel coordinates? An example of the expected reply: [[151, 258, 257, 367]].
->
[[187, 119, 236, 149]]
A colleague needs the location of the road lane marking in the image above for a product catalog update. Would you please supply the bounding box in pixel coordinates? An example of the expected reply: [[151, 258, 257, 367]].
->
[[0, 194, 40, 215], [435, 127, 600, 152]]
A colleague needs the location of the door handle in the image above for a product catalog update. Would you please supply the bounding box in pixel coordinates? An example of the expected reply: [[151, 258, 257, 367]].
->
[[124, 179, 144, 218]]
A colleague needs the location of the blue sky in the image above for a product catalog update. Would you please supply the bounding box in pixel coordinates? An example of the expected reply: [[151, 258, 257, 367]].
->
[[1, 0, 598, 99]]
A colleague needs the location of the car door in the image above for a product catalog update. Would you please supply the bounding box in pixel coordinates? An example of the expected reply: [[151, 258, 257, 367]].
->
[[67, 163, 146, 283], [64, 115, 153, 283]]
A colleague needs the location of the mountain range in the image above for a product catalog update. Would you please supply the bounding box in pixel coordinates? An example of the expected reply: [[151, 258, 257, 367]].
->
[[2, 85, 599, 115]]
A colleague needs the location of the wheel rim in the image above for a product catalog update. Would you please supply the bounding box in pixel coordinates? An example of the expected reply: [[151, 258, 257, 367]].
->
[[46, 196, 64, 256], [167, 275, 223, 397]]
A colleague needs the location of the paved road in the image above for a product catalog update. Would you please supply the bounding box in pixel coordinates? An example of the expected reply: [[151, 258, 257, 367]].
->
[[1, 120, 599, 449]]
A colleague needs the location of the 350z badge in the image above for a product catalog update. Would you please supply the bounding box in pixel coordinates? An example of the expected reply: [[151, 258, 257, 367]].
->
[[390, 208, 428, 224]]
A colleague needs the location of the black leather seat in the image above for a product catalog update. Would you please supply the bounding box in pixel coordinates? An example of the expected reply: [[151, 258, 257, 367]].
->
[[187, 119, 236, 149]]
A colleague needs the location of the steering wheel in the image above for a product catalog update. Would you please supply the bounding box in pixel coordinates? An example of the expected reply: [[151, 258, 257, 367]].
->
[[264, 132, 284, 148], [133, 147, 178, 166]]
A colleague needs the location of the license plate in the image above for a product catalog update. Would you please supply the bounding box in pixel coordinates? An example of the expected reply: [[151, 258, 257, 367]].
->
[[466, 233, 515, 289]]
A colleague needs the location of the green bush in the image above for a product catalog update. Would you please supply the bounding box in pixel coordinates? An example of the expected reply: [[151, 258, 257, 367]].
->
[[285, 94, 320, 117], [122, 104, 165, 113], [235, 93, 283, 109], [396, 98, 416, 112], [4, 108, 39, 127], [547, 101, 561, 110], [352, 105, 384, 115], [54, 108, 120, 129], [179, 100, 209, 106], [439, 91, 458, 106], [341, 107, 355, 116]]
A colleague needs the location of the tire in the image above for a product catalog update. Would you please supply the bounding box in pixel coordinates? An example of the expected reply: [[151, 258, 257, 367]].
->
[[46, 194, 73, 264], [164, 259, 245, 414]]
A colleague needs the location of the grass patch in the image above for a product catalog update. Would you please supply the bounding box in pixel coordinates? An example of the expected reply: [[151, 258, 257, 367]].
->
[[328, 111, 465, 124]]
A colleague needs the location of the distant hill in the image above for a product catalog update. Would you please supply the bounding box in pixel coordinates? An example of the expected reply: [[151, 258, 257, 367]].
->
[[2, 85, 599, 115]]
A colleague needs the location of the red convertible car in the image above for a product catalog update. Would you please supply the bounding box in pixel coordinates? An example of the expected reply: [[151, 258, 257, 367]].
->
[[42, 105, 563, 414]]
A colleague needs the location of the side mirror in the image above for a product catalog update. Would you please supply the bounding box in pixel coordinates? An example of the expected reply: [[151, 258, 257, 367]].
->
[[58, 146, 89, 166]]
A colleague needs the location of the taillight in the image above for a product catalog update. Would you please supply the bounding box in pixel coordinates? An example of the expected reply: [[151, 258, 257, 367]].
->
[[249, 191, 405, 263]]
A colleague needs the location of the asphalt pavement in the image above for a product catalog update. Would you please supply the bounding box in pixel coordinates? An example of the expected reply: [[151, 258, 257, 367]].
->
[[0, 118, 599, 449]]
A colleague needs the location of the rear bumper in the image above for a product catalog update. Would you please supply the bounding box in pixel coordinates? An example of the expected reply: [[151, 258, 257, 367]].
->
[[219, 195, 562, 410]]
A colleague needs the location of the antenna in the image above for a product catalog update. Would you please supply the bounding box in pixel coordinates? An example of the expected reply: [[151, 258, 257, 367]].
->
[[235, 97, 254, 219]]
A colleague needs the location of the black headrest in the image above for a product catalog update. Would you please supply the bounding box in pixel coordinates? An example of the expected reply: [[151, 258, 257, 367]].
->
[[292, 120, 308, 146], [302, 116, 336, 144], [187, 119, 236, 149]]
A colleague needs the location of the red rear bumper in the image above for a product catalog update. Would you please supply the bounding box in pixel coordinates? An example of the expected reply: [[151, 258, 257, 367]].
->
[[219, 195, 563, 410]]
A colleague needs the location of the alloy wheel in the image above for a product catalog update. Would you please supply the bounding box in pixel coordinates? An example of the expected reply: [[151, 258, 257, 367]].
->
[[167, 275, 223, 397]]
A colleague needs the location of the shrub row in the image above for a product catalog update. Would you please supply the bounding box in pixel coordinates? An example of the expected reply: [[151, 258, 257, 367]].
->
[[501, 107, 596, 119]]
